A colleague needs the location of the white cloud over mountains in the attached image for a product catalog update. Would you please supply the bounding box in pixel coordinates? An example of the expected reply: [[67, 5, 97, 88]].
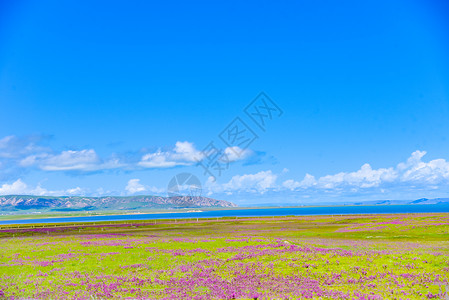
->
[[204, 150, 449, 198], [2, 133, 449, 200], [281, 150, 449, 193], [2, 149, 449, 199], [0, 178, 164, 197], [125, 179, 146, 194], [124, 179, 165, 195], [206, 170, 278, 194], [0, 179, 84, 196], [282, 164, 397, 190]]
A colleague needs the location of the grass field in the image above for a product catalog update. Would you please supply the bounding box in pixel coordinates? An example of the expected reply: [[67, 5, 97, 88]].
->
[[1, 213, 449, 299]]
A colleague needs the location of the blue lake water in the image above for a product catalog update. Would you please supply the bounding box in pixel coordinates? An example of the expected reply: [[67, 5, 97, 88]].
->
[[1, 204, 449, 225]]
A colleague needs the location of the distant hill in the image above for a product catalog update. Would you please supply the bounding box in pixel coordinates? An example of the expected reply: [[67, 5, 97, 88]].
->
[[243, 198, 449, 207], [351, 198, 449, 206], [0, 195, 237, 211], [409, 198, 449, 205]]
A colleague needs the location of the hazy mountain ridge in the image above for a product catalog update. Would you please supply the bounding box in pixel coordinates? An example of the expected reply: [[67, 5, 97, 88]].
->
[[353, 198, 449, 206], [242, 198, 449, 207], [0, 195, 237, 211], [1, 195, 448, 211]]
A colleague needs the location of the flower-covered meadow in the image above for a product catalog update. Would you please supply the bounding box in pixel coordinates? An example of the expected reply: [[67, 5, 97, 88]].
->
[[0, 214, 448, 299]]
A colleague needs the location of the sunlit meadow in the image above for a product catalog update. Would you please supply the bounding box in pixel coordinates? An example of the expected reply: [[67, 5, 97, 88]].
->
[[1, 214, 449, 299]]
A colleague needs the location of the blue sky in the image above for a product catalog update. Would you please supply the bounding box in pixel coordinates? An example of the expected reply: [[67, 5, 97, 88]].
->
[[1, 0, 449, 204]]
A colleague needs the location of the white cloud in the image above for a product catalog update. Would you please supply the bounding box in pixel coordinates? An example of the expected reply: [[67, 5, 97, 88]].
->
[[3, 150, 449, 199], [172, 141, 202, 161], [125, 179, 146, 194], [66, 187, 84, 195], [283, 150, 449, 194], [146, 186, 166, 194], [399, 151, 449, 184], [125, 179, 165, 195], [206, 170, 277, 194], [283, 179, 301, 190], [138, 141, 203, 168], [0, 135, 53, 180], [20, 149, 125, 172], [0, 136, 15, 155], [0, 179, 28, 195], [1, 136, 256, 175], [0, 178, 166, 197], [224, 147, 253, 162], [138, 151, 186, 168], [138, 141, 254, 168], [27, 149, 99, 171], [317, 164, 397, 189], [0, 179, 84, 196], [206, 150, 449, 198], [0, 135, 50, 159], [283, 173, 317, 190]]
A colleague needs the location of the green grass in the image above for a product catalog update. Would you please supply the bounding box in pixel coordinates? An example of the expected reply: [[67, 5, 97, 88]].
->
[[0, 213, 448, 299]]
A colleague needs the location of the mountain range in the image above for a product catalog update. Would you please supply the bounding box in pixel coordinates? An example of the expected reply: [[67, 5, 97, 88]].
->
[[0, 195, 237, 211], [1, 195, 448, 212], [351, 198, 449, 206], [239, 198, 449, 207]]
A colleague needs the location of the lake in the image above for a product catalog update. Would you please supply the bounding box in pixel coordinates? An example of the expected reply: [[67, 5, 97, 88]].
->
[[1, 203, 449, 225]]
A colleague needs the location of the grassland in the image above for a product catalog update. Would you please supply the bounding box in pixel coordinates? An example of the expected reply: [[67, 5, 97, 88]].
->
[[0, 213, 448, 299]]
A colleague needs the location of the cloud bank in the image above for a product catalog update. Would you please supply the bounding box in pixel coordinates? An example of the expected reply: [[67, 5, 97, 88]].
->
[[206, 150, 449, 200], [281, 150, 449, 192], [0, 136, 254, 177], [2, 134, 449, 201], [0, 179, 84, 196]]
